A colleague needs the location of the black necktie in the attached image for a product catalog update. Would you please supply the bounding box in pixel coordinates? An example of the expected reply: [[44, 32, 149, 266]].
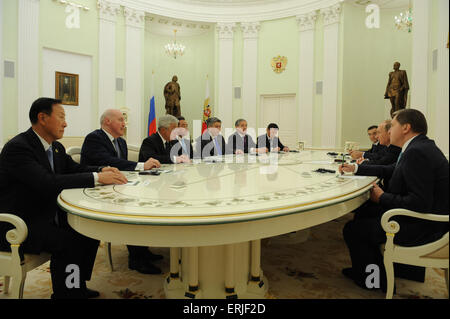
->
[[165, 141, 170, 153]]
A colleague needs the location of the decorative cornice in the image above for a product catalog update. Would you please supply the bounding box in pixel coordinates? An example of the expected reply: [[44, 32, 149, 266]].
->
[[124, 7, 145, 28], [320, 3, 341, 26], [296, 11, 318, 32], [97, 0, 121, 23], [119, 0, 342, 23], [241, 22, 261, 40], [216, 22, 236, 40]]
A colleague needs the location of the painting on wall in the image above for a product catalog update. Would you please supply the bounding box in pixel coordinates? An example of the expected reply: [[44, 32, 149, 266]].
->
[[55, 71, 79, 106]]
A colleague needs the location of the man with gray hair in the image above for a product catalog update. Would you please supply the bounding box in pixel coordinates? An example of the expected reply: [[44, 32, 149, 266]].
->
[[81, 109, 163, 275], [351, 120, 401, 167], [227, 118, 267, 154], [139, 114, 190, 164], [195, 117, 228, 158]]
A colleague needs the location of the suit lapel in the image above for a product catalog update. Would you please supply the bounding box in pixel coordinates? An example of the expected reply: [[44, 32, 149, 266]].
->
[[99, 129, 119, 157], [25, 128, 54, 173]]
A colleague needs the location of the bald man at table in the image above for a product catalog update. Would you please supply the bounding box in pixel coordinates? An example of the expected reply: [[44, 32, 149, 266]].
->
[[81, 109, 163, 275]]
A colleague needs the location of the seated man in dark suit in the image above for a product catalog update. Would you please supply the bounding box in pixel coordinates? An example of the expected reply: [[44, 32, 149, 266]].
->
[[139, 115, 190, 164], [80, 109, 163, 275], [339, 109, 449, 292], [356, 120, 401, 166], [171, 116, 193, 159], [256, 123, 289, 152], [195, 117, 228, 159], [349, 125, 387, 161], [227, 119, 267, 154], [0, 98, 128, 298]]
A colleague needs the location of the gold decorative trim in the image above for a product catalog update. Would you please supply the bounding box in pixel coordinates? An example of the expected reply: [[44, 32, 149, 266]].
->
[[59, 184, 371, 221]]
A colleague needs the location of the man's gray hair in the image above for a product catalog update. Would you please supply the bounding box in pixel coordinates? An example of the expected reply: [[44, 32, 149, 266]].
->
[[100, 109, 120, 126], [158, 114, 178, 130], [234, 119, 246, 127], [206, 117, 221, 128]]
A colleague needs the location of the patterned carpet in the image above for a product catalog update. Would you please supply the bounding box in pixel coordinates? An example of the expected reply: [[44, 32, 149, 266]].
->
[[1, 214, 448, 299]]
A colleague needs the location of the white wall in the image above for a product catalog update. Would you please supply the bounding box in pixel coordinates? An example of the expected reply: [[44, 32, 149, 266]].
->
[[41, 48, 93, 137]]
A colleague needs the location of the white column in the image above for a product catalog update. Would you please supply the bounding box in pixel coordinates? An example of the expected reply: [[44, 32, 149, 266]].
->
[[435, 0, 449, 156], [98, 0, 120, 117], [241, 22, 260, 130], [410, 0, 430, 114], [0, 0, 3, 146], [216, 23, 235, 130], [18, 0, 40, 132], [124, 7, 144, 147], [320, 4, 341, 149], [296, 11, 317, 148]]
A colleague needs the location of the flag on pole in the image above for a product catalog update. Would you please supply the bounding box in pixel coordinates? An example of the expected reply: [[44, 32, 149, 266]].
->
[[148, 71, 157, 136], [202, 76, 211, 133]]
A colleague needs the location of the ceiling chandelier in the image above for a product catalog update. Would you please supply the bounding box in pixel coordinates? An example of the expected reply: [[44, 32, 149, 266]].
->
[[165, 30, 185, 59], [394, 5, 413, 33]]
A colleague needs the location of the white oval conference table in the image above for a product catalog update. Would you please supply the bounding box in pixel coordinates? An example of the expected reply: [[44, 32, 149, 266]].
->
[[57, 151, 376, 299]]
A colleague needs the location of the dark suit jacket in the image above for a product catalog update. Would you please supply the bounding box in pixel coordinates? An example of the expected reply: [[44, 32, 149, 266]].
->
[[80, 129, 137, 171], [356, 134, 449, 244], [0, 128, 100, 253], [256, 134, 285, 151], [195, 131, 228, 158], [361, 144, 401, 166], [139, 132, 175, 164], [227, 132, 256, 154], [363, 143, 387, 160], [171, 137, 194, 159]]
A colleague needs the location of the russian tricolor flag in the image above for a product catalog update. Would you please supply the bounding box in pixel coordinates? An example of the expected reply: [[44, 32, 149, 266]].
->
[[148, 72, 156, 136]]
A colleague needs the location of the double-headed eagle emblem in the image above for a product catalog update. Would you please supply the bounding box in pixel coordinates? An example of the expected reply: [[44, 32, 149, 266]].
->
[[271, 55, 287, 74]]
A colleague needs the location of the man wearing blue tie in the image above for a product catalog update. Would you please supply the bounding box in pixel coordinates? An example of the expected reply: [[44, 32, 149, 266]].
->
[[339, 109, 449, 292], [0, 98, 127, 298], [171, 116, 193, 159], [195, 117, 228, 158]]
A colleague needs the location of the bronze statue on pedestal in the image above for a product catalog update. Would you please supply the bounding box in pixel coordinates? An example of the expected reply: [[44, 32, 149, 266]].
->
[[164, 75, 181, 117], [385, 62, 409, 118]]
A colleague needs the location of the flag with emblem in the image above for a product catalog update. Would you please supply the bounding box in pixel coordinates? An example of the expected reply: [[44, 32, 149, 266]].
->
[[202, 77, 211, 133]]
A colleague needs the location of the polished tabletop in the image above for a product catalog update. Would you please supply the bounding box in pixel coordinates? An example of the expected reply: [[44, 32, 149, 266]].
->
[[58, 151, 376, 225]]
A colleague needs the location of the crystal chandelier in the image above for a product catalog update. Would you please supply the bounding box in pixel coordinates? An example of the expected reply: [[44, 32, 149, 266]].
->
[[165, 30, 185, 59], [394, 6, 413, 33]]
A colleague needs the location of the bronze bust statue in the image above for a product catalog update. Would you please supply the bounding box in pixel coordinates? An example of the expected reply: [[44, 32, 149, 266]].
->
[[164, 75, 181, 117], [385, 62, 409, 117]]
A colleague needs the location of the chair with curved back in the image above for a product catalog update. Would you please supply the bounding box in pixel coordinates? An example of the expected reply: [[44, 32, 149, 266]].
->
[[66, 146, 82, 164], [381, 209, 449, 299], [0, 213, 51, 298]]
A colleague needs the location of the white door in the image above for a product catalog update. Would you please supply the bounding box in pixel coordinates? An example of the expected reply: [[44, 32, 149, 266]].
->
[[260, 95, 297, 148]]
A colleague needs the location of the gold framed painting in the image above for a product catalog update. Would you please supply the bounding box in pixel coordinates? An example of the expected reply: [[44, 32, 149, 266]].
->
[[55, 71, 79, 106]]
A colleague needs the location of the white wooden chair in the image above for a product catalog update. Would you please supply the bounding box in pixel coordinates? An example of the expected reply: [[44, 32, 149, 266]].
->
[[381, 209, 449, 299], [66, 146, 82, 164], [0, 213, 51, 298]]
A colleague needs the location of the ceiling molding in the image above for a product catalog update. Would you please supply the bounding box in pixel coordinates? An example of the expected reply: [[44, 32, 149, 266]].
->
[[119, 0, 344, 23]]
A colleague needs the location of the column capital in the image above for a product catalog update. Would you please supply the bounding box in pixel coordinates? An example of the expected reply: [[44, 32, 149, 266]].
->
[[97, 0, 121, 23], [320, 3, 341, 26], [124, 7, 145, 29], [296, 11, 318, 32], [241, 22, 261, 39], [216, 22, 236, 40]]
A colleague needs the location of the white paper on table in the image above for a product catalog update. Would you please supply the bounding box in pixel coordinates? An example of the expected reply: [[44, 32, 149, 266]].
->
[[303, 160, 333, 165], [338, 175, 368, 180]]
